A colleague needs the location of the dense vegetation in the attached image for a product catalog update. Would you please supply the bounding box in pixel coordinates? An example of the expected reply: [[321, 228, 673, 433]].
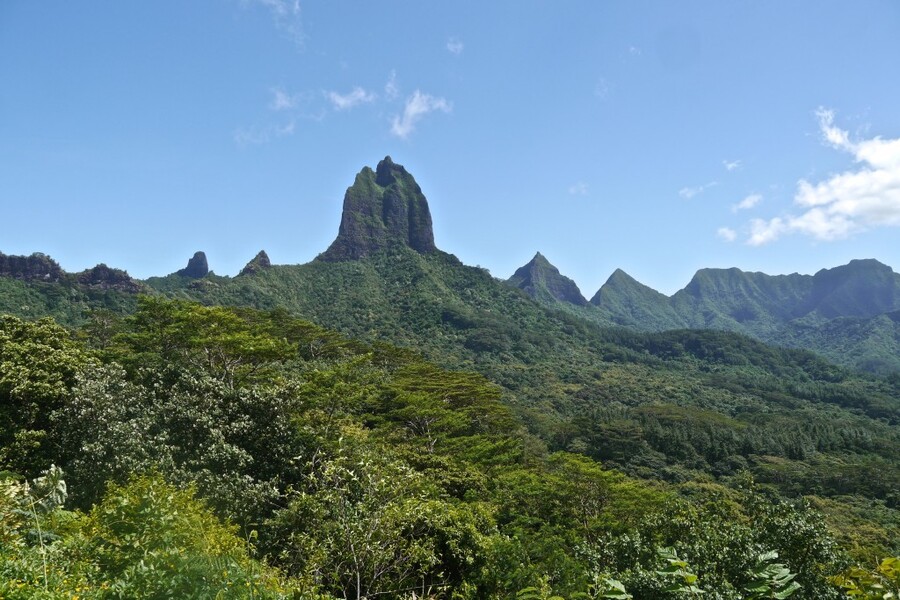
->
[[1, 296, 898, 598], [510, 255, 900, 375]]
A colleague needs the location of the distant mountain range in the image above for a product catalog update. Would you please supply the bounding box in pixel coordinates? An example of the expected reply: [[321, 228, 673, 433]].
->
[[507, 251, 900, 374], [2, 155, 899, 375]]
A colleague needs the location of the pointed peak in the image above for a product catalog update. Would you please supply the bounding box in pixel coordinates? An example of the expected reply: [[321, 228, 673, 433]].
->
[[608, 268, 637, 281], [176, 251, 208, 278], [238, 250, 272, 276], [318, 157, 436, 262], [507, 252, 587, 306], [591, 269, 669, 306]]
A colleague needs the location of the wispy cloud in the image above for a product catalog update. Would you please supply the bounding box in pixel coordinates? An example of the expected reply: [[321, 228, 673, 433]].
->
[[678, 181, 718, 199], [384, 70, 399, 100], [723, 159, 741, 172], [568, 182, 588, 196], [233, 119, 296, 146], [747, 108, 900, 245], [269, 87, 301, 111], [716, 227, 737, 242], [733, 193, 762, 212], [327, 86, 376, 111], [246, 0, 304, 44], [594, 78, 611, 100], [446, 37, 464, 55], [628, 45, 642, 56], [391, 90, 451, 139]]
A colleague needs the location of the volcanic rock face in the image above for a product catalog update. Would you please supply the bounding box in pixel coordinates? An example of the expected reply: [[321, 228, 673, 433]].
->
[[176, 251, 209, 278], [76, 264, 143, 292], [0, 252, 64, 282], [239, 250, 272, 276], [508, 252, 588, 306], [317, 156, 436, 261]]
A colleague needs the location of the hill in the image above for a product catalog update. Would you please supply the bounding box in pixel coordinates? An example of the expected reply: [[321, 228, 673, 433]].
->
[[508, 254, 900, 374], [1, 157, 899, 512], [2, 157, 899, 594]]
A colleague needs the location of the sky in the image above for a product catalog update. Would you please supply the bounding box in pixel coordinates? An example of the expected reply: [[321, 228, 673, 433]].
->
[[2, 1, 900, 295]]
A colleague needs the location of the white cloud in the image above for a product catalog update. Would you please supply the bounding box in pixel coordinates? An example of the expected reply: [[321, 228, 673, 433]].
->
[[327, 87, 376, 111], [723, 159, 741, 172], [716, 227, 737, 242], [269, 87, 298, 111], [446, 37, 464, 55], [733, 193, 762, 212], [384, 70, 399, 100], [233, 119, 296, 146], [746, 108, 900, 245], [747, 217, 787, 246], [390, 90, 451, 139], [246, 0, 304, 44], [568, 182, 588, 196], [594, 78, 611, 99], [628, 45, 642, 56], [678, 181, 718, 199]]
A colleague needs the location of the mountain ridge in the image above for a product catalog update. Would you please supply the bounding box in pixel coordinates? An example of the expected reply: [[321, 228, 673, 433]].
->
[[2, 157, 899, 374], [509, 253, 900, 373]]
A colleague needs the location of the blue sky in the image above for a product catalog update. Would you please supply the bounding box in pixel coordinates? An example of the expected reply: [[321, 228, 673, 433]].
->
[[2, 1, 899, 295]]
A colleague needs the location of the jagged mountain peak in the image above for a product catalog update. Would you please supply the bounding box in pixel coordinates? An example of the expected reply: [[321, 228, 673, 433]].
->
[[0, 251, 64, 282], [175, 251, 209, 278], [507, 252, 587, 306], [76, 264, 143, 292], [239, 250, 272, 276], [317, 156, 436, 262], [591, 268, 668, 304]]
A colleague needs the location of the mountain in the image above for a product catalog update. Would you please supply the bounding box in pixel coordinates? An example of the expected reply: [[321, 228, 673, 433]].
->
[[803, 258, 900, 319], [175, 251, 210, 278], [0, 251, 65, 282], [238, 250, 272, 276], [507, 252, 588, 306], [0, 251, 141, 322], [1, 158, 899, 514], [590, 268, 681, 330], [317, 156, 436, 261], [507, 254, 900, 374], [4, 164, 897, 596]]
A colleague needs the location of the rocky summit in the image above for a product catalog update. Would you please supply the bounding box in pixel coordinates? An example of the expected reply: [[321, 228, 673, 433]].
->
[[176, 251, 209, 278], [507, 252, 588, 306], [75, 263, 143, 292], [239, 250, 272, 276], [0, 251, 64, 282], [317, 156, 436, 261]]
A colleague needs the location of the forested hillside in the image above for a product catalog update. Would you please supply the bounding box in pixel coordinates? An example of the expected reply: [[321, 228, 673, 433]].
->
[[509, 253, 900, 374], [1, 157, 899, 597], [2, 300, 898, 598]]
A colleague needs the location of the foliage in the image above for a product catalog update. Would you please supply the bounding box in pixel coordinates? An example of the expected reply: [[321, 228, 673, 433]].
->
[[743, 551, 801, 599], [655, 547, 706, 596], [829, 557, 900, 599], [0, 295, 898, 597], [0, 315, 92, 476]]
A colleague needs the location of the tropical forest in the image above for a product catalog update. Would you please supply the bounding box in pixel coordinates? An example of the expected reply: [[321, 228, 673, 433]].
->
[[1, 157, 898, 598]]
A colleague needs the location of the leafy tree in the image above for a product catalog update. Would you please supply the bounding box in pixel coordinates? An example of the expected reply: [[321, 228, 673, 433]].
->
[[0, 315, 91, 476], [270, 433, 496, 599]]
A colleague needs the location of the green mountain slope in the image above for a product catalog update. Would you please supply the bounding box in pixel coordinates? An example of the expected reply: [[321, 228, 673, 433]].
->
[[510, 254, 900, 374], [1, 158, 899, 509], [507, 252, 589, 306]]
